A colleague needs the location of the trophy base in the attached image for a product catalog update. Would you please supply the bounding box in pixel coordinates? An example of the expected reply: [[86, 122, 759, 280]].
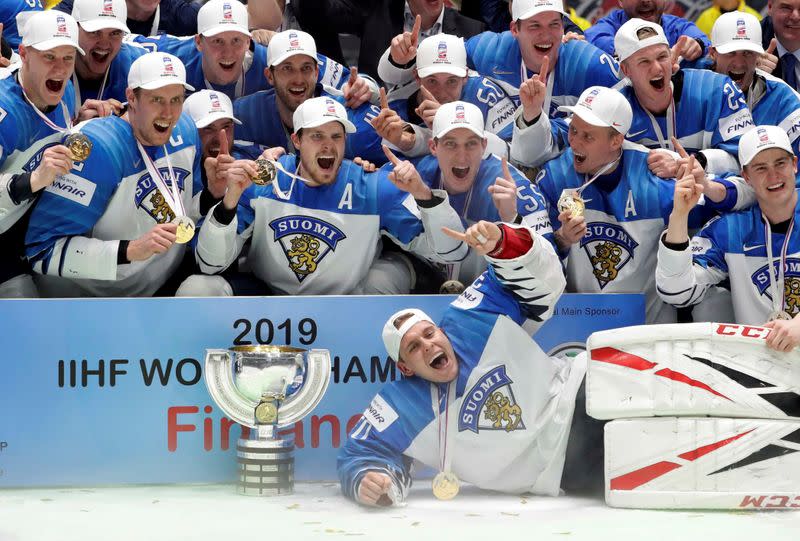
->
[[236, 437, 295, 496]]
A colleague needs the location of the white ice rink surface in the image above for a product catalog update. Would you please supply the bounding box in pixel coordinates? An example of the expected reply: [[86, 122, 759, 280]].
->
[[1, 483, 799, 541]]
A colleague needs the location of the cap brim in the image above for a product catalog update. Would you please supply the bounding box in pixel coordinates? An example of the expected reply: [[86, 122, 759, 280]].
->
[[516, 7, 566, 21], [138, 79, 196, 91], [201, 24, 251, 38], [558, 104, 624, 132], [79, 19, 130, 34], [714, 41, 764, 55], [296, 117, 356, 134], [417, 65, 467, 78], [31, 38, 85, 56], [194, 111, 242, 129], [269, 50, 317, 67], [741, 143, 794, 166], [434, 123, 485, 140]]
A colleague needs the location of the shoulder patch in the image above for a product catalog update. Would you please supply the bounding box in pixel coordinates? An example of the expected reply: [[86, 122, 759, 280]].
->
[[45, 174, 96, 206], [363, 394, 399, 432]]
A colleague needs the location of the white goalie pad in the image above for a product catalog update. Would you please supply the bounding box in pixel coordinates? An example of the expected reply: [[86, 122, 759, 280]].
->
[[586, 322, 800, 420], [605, 417, 800, 509]]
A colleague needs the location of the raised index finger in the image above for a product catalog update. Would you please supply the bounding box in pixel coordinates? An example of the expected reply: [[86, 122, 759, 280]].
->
[[419, 85, 437, 103], [501, 156, 513, 181], [348, 66, 358, 85], [379, 86, 389, 110], [538, 54, 550, 84], [382, 144, 401, 166], [219, 129, 230, 156], [441, 226, 467, 242], [670, 136, 688, 158], [411, 14, 421, 44]]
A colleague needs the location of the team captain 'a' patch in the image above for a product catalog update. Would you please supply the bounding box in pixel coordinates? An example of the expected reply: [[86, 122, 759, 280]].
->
[[270, 215, 346, 281], [458, 366, 525, 434], [580, 222, 639, 290]]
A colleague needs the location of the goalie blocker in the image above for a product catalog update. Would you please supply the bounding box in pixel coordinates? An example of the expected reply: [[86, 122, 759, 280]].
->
[[583, 322, 800, 509]]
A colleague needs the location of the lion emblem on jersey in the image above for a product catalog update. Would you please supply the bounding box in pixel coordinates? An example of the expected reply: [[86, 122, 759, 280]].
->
[[784, 278, 800, 317], [579, 222, 639, 290], [149, 191, 175, 223], [287, 234, 320, 275], [483, 392, 522, 432], [751, 257, 800, 314], [269, 215, 347, 282]]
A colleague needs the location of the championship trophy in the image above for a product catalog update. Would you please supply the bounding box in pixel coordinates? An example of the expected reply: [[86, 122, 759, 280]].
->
[[205, 345, 331, 496]]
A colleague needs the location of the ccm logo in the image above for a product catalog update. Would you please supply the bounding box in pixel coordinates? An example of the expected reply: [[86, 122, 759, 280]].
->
[[715, 324, 770, 339], [739, 494, 800, 508]]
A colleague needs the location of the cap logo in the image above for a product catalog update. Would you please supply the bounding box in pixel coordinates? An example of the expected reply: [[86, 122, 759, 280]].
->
[[223, 2, 233, 20], [325, 98, 337, 115], [758, 128, 770, 143], [289, 32, 300, 49], [102, 0, 115, 15], [437, 41, 447, 60], [736, 18, 748, 39], [636, 26, 658, 41], [210, 92, 222, 111], [455, 104, 466, 122], [534, 0, 551, 6], [583, 88, 600, 107], [162, 56, 175, 75], [56, 15, 68, 35]]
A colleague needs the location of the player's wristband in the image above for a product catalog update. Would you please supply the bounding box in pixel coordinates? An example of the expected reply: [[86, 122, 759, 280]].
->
[[118, 240, 130, 264], [660, 231, 689, 251]]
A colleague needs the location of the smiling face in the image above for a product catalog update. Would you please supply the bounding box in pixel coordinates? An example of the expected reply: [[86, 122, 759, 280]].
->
[[429, 127, 487, 194], [711, 48, 758, 92], [291, 121, 346, 186], [266, 54, 319, 115], [511, 11, 563, 74], [619, 0, 668, 23], [396, 319, 458, 383], [770, 0, 800, 51], [568, 115, 624, 175], [415, 72, 467, 105], [126, 85, 186, 146], [19, 45, 77, 109], [76, 27, 124, 80], [621, 43, 674, 114], [198, 118, 235, 160], [196, 31, 250, 86], [742, 147, 799, 214]]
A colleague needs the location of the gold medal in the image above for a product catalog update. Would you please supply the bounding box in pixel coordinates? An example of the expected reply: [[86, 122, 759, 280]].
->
[[64, 132, 92, 162], [439, 280, 465, 295], [254, 400, 278, 424], [172, 216, 195, 244], [252, 157, 277, 186], [557, 190, 585, 217], [432, 471, 460, 500]]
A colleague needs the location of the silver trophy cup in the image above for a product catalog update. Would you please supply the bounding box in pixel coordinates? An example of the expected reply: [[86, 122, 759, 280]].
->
[[205, 345, 331, 496]]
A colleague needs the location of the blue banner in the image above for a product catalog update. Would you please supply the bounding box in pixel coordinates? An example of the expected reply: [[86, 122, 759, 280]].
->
[[0, 293, 644, 487]]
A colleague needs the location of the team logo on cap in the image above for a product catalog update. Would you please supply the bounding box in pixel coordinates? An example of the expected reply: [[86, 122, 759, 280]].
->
[[210, 92, 222, 111], [56, 15, 68, 35], [134, 167, 191, 223], [289, 32, 300, 49], [736, 18, 748, 39], [751, 258, 800, 317], [580, 222, 639, 289], [458, 366, 525, 434], [758, 127, 770, 143], [583, 88, 601, 107], [102, 0, 115, 15], [162, 56, 175, 74], [270, 215, 347, 281], [325, 98, 337, 115], [455, 104, 466, 122], [223, 2, 233, 19], [437, 41, 448, 60]]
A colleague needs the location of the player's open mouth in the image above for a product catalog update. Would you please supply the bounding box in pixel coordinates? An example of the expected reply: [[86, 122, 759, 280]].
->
[[288, 86, 306, 97], [91, 49, 111, 63], [429, 352, 448, 369], [637, 5, 656, 18], [45, 79, 64, 92], [650, 76, 665, 90], [452, 166, 470, 179], [767, 181, 785, 191], [727, 70, 746, 84], [534, 43, 553, 54], [219, 60, 236, 72], [574, 152, 586, 164], [153, 120, 171, 133], [317, 156, 335, 169]]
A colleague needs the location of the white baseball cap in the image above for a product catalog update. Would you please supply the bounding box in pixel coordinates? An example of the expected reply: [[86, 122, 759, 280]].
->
[[433, 101, 485, 139], [184, 89, 242, 128], [738, 125, 794, 166], [615, 18, 669, 62], [198, 0, 251, 38], [416, 34, 467, 78], [711, 11, 764, 55], [72, 0, 130, 34], [382, 308, 435, 362], [512, 0, 566, 21], [268, 29, 317, 67], [128, 52, 195, 91], [293, 96, 356, 134], [16, 10, 85, 55], [558, 86, 632, 135]]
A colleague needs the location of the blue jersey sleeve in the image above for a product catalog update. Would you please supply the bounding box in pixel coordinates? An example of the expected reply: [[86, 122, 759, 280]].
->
[[375, 170, 425, 243], [583, 13, 618, 55], [692, 216, 730, 275]]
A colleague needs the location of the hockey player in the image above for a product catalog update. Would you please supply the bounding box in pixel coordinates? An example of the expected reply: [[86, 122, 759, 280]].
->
[[24, 52, 208, 297], [377, 0, 620, 116], [656, 125, 800, 351], [388, 100, 553, 286], [179, 96, 468, 296], [69, 0, 147, 111], [0, 10, 83, 298], [338, 219, 603, 505], [233, 29, 385, 164], [379, 33, 517, 158], [535, 86, 743, 324], [132, 2, 374, 105], [709, 12, 800, 159]]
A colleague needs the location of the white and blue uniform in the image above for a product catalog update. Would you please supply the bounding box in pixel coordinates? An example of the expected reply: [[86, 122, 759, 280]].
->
[[130, 34, 352, 101], [72, 43, 148, 106], [0, 68, 77, 289], [620, 69, 754, 175], [406, 153, 553, 284], [233, 84, 386, 164], [747, 71, 800, 159], [338, 225, 584, 500], [24, 113, 204, 297], [194, 154, 468, 295], [1, 0, 43, 50], [657, 202, 800, 325], [536, 143, 743, 324]]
